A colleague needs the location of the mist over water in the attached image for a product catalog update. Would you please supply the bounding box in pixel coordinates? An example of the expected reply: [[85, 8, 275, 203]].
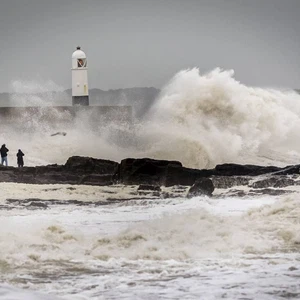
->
[[3, 68, 300, 168], [9, 79, 68, 107]]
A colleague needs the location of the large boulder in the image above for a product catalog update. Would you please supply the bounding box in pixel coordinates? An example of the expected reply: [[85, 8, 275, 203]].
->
[[187, 178, 214, 197], [163, 165, 213, 187], [65, 156, 119, 174], [115, 158, 182, 185], [115, 158, 215, 186]]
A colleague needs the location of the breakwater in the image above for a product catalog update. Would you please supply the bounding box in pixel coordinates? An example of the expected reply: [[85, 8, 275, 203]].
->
[[0, 106, 132, 126]]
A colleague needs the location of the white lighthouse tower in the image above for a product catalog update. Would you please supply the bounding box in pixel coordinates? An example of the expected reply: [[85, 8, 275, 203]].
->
[[72, 46, 89, 106]]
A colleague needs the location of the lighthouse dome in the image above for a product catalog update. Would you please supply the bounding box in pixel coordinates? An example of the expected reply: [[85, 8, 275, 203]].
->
[[72, 46, 87, 69], [72, 46, 86, 59]]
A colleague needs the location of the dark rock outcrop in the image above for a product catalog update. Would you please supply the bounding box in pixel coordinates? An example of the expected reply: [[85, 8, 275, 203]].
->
[[115, 159, 300, 188], [211, 176, 250, 189], [163, 165, 213, 187], [114, 158, 214, 187], [1, 156, 300, 196], [213, 163, 300, 177], [249, 176, 297, 189], [65, 156, 118, 174], [0, 156, 118, 185], [214, 164, 281, 176], [187, 178, 215, 198], [115, 158, 182, 185]]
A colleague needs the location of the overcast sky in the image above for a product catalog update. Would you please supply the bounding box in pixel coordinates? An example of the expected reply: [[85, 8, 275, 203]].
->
[[0, 0, 299, 92]]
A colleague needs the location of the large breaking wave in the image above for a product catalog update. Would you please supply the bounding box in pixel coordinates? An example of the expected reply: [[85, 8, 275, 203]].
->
[[2, 68, 300, 168]]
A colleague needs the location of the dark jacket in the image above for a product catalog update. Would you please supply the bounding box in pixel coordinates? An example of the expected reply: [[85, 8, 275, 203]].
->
[[17, 150, 24, 164], [0, 145, 9, 158]]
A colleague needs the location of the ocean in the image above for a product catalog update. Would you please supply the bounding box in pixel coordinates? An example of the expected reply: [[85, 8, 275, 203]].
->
[[0, 68, 300, 299]]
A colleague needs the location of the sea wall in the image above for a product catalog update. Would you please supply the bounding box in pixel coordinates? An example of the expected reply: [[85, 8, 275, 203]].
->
[[0, 106, 132, 126]]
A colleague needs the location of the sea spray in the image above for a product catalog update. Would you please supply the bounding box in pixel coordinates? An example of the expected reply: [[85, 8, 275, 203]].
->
[[137, 68, 300, 168], [2, 69, 300, 167]]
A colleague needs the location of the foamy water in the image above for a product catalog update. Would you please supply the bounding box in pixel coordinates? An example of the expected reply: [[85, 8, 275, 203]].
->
[[0, 69, 300, 298], [0, 183, 299, 299]]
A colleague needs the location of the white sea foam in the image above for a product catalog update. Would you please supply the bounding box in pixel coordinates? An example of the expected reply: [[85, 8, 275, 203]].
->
[[0, 284, 62, 300], [88, 195, 300, 260], [1, 192, 299, 299], [0, 185, 299, 299], [0, 189, 298, 269]]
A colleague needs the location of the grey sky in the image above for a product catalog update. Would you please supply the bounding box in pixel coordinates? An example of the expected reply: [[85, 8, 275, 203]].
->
[[0, 0, 299, 92]]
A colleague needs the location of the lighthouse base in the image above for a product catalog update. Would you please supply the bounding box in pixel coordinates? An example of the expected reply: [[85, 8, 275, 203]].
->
[[72, 95, 89, 106]]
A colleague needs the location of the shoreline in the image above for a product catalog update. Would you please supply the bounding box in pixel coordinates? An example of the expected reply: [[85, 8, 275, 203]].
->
[[0, 156, 299, 200]]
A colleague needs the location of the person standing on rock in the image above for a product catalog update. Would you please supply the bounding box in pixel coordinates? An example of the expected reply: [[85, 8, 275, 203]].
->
[[0, 144, 9, 166], [16, 149, 25, 167]]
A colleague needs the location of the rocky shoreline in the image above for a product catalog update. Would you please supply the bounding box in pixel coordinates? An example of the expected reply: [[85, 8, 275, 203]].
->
[[1, 156, 300, 199]]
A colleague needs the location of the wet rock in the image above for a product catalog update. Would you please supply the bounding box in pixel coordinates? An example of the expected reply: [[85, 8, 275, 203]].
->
[[151, 191, 161, 197], [65, 156, 118, 174], [214, 163, 281, 176], [28, 202, 48, 209], [248, 188, 293, 196], [79, 174, 113, 186], [115, 158, 214, 187], [250, 176, 296, 189], [163, 165, 213, 187], [160, 192, 183, 199], [213, 163, 300, 177], [187, 178, 214, 198], [137, 191, 152, 195], [1, 156, 300, 193], [35, 173, 80, 184], [36, 164, 64, 174], [138, 184, 161, 191], [115, 158, 183, 185], [0, 156, 118, 186], [211, 176, 250, 188]]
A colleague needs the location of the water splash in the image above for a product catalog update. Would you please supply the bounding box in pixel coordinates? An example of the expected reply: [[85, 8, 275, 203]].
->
[[9, 79, 68, 107], [2, 69, 300, 167], [136, 68, 300, 167]]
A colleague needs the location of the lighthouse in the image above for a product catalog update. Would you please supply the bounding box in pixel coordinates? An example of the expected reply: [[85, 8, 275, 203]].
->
[[72, 46, 89, 106]]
